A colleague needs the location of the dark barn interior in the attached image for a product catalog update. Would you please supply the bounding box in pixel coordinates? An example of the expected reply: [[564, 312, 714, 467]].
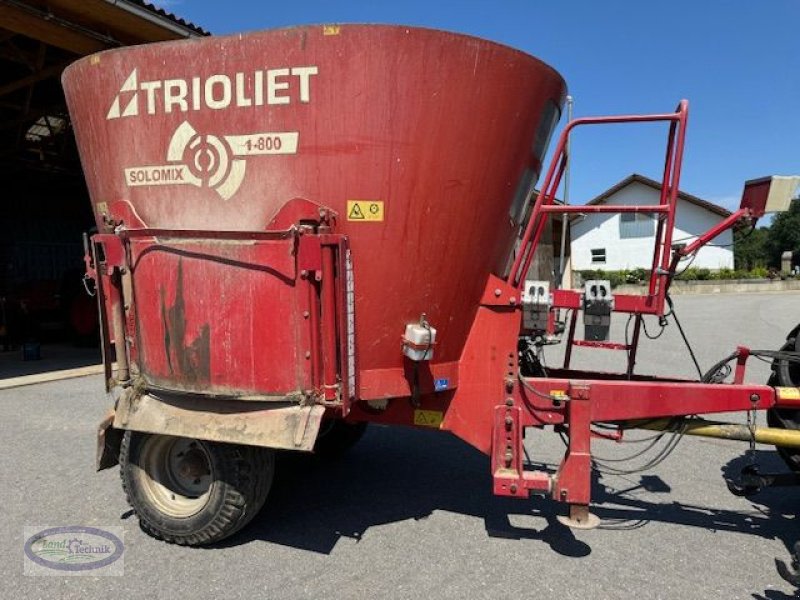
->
[[0, 0, 205, 362]]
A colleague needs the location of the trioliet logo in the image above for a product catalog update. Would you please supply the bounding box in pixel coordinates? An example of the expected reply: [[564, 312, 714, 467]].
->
[[112, 66, 317, 199], [106, 66, 319, 120]]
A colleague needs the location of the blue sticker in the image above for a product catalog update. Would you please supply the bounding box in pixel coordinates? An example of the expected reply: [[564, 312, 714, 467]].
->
[[434, 378, 449, 391]]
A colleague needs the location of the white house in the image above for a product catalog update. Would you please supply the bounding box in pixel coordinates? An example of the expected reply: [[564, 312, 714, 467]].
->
[[570, 174, 733, 272]]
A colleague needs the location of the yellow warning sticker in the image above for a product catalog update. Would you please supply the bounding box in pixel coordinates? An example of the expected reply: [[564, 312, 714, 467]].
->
[[347, 200, 384, 222], [414, 409, 443, 428], [323, 25, 341, 36], [550, 390, 568, 399], [777, 387, 800, 401]]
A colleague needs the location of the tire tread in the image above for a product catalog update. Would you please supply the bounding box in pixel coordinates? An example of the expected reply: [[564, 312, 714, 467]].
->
[[119, 432, 273, 546]]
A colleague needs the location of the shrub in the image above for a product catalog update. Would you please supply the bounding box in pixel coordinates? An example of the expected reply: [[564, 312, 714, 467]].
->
[[676, 267, 711, 281], [576, 266, 775, 286]]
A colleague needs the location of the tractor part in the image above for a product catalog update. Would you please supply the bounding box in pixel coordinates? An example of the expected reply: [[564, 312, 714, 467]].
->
[[724, 464, 800, 498], [767, 326, 800, 470], [556, 504, 600, 530], [632, 417, 800, 449], [119, 431, 274, 545], [777, 541, 800, 587]]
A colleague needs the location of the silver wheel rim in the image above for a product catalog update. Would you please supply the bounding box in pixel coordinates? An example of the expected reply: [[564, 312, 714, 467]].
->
[[135, 436, 213, 518]]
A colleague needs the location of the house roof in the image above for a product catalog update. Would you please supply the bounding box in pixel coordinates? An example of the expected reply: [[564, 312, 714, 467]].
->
[[585, 173, 731, 217], [128, 0, 209, 36]]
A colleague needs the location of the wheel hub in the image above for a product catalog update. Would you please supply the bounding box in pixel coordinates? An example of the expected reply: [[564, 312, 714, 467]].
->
[[176, 448, 210, 481], [136, 436, 214, 518]]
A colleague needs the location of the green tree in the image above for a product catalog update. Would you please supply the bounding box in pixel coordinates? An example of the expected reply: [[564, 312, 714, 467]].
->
[[766, 199, 800, 268], [734, 226, 770, 270]]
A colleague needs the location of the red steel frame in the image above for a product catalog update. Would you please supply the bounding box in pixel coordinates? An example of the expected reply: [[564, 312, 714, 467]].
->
[[510, 100, 690, 317], [85, 100, 793, 524], [481, 101, 784, 518], [89, 199, 352, 408], [352, 100, 790, 522]]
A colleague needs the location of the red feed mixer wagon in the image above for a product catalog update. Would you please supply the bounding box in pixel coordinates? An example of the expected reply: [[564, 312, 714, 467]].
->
[[62, 25, 800, 550]]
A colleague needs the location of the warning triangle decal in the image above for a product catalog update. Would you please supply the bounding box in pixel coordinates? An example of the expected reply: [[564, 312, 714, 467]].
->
[[348, 203, 365, 219]]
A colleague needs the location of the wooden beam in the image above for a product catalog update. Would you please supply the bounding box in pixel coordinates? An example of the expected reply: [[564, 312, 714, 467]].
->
[[0, 28, 17, 44], [0, 3, 108, 55], [0, 62, 68, 97], [0, 39, 38, 69], [46, 0, 198, 43], [0, 105, 63, 131]]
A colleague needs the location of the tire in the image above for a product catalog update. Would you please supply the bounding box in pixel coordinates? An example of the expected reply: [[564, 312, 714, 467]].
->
[[313, 420, 367, 459], [119, 431, 274, 546], [766, 334, 800, 471]]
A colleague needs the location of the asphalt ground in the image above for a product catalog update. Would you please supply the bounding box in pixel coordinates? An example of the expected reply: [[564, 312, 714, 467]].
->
[[1, 291, 799, 599]]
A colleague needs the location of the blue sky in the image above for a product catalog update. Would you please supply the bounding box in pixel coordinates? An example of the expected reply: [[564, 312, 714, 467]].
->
[[156, 0, 798, 212]]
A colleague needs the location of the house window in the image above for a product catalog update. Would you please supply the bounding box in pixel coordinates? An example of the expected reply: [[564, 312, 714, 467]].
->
[[619, 212, 655, 238], [591, 248, 606, 263]]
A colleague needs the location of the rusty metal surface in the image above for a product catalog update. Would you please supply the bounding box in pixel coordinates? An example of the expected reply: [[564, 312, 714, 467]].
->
[[113, 389, 325, 451], [62, 25, 566, 399], [96, 409, 123, 470]]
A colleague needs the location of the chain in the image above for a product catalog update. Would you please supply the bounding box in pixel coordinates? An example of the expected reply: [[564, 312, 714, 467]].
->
[[82, 274, 96, 297], [746, 397, 757, 467]]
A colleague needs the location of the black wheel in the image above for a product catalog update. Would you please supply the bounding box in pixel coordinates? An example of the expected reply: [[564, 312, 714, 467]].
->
[[119, 431, 274, 546], [313, 420, 367, 459], [767, 332, 800, 471]]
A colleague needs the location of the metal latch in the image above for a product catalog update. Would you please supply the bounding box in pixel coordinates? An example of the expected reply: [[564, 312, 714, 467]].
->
[[583, 280, 613, 341], [522, 280, 551, 332]]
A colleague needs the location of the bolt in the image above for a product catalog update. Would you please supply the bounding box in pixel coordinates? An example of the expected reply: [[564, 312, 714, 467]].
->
[[303, 311, 310, 319], [750, 393, 760, 402], [305, 350, 311, 359], [300, 270, 308, 279], [510, 483, 518, 494], [505, 416, 513, 430], [505, 378, 514, 392], [505, 398, 513, 407], [560, 490, 567, 501], [509, 296, 517, 305], [494, 288, 502, 297]]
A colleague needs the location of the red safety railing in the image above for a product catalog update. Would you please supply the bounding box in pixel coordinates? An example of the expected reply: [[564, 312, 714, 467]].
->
[[508, 100, 690, 318]]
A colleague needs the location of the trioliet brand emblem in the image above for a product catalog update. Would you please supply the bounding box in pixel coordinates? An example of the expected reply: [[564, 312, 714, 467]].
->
[[124, 121, 299, 200], [106, 67, 319, 120], [112, 66, 317, 199]]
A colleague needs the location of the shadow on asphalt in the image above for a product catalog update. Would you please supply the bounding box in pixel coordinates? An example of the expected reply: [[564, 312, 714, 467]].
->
[[0, 343, 100, 378], [716, 451, 800, 600], [216, 425, 590, 557], [209, 425, 800, 577]]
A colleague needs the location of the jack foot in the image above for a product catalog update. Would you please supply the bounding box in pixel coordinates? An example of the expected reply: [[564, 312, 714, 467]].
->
[[556, 504, 600, 530]]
